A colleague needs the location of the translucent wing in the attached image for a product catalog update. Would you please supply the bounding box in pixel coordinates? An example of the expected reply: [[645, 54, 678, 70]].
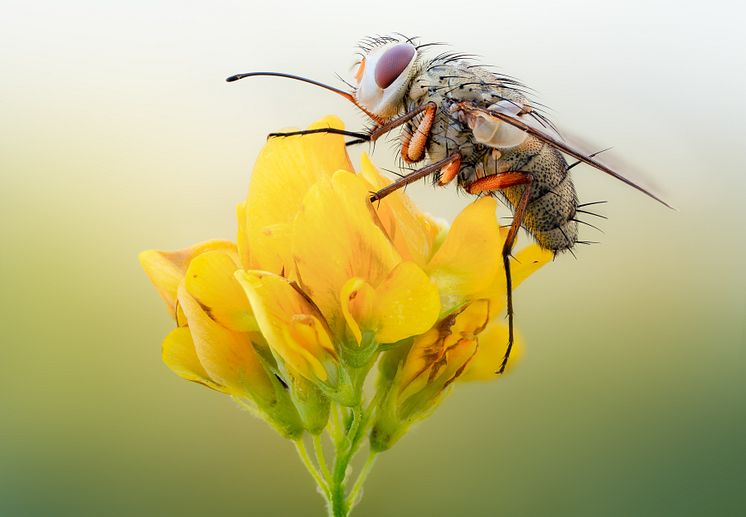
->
[[458, 101, 673, 209]]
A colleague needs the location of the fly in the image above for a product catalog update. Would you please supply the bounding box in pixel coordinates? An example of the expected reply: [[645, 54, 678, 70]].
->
[[227, 34, 672, 374]]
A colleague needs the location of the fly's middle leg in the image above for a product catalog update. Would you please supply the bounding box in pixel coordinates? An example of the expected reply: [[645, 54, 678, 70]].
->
[[370, 153, 461, 202]]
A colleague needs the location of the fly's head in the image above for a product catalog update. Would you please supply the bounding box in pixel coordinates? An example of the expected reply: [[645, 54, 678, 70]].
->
[[352, 36, 421, 121]]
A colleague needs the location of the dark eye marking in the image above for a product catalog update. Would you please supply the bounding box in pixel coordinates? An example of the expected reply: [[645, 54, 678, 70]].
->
[[374, 44, 415, 89]]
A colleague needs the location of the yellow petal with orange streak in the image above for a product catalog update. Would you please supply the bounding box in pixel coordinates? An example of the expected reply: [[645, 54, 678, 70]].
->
[[398, 300, 489, 396], [139, 240, 237, 316], [459, 320, 523, 381], [184, 250, 257, 332], [177, 285, 275, 402], [241, 116, 353, 272]]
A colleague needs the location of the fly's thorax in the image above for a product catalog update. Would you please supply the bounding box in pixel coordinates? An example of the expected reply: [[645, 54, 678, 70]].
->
[[402, 63, 529, 166]]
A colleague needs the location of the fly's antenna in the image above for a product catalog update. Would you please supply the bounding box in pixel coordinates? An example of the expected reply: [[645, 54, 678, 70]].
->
[[226, 71, 383, 122], [226, 71, 353, 97]]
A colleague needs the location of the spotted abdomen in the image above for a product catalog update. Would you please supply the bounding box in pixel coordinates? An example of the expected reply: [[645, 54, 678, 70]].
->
[[483, 136, 579, 252]]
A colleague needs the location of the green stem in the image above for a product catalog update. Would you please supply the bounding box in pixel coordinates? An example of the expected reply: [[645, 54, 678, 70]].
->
[[327, 403, 343, 445], [294, 438, 329, 497], [313, 434, 332, 482], [346, 451, 377, 509], [328, 405, 365, 517]]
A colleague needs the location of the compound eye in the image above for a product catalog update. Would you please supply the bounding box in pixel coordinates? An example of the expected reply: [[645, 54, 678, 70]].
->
[[374, 43, 415, 89]]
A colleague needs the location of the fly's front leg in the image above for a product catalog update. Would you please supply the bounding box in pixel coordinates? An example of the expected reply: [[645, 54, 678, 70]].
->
[[466, 172, 534, 374], [267, 127, 372, 146], [400, 102, 437, 163], [267, 102, 437, 147]]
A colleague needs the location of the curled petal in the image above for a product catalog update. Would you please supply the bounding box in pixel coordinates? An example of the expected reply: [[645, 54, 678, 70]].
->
[[235, 270, 339, 388], [283, 315, 336, 382], [184, 250, 257, 332], [340, 278, 376, 345], [139, 240, 237, 316], [177, 285, 275, 403], [162, 326, 224, 392], [340, 262, 440, 346]]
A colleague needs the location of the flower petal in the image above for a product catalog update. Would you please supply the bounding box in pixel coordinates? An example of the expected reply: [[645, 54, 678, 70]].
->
[[459, 321, 523, 381], [177, 285, 275, 402], [234, 270, 339, 388], [426, 197, 504, 313], [240, 116, 353, 272], [139, 240, 237, 316], [477, 243, 553, 317], [371, 261, 441, 344], [291, 170, 400, 329], [398, 299, 489, 397], [340, 277, 376, 345], [161, 326, 224, 392], [358, 153, 439, 266], [184, 250, 257, 332]]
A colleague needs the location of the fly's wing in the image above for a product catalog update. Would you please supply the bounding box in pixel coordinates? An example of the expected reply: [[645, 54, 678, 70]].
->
[[459, 102, 673, 209]]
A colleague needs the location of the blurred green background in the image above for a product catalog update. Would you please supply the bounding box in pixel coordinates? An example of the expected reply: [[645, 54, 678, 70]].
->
[[2, 1, 744, 515]]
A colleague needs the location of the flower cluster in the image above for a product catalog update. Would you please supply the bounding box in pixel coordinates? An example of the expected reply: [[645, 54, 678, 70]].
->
[[140, 116, 551, 516]]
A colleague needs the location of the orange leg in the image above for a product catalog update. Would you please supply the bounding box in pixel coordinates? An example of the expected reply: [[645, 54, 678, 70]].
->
[[437, 154, 461, 186], [400, 103, 437, 163], [465, 172, 527, 195], [465, 171, 534, 374]]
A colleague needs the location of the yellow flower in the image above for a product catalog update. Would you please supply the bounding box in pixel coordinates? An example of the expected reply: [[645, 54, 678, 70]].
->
[[141, 117, 551, 440], [140, 115, 553, 514], [139, 242, 303, 438], [232, 117, 446, 405]]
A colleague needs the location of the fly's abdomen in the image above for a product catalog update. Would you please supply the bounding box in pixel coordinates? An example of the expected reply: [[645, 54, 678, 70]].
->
[[496, 138, 578, 252]]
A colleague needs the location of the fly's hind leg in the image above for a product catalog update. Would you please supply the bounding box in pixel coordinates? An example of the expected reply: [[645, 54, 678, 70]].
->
[[466, 172, 534, 374]]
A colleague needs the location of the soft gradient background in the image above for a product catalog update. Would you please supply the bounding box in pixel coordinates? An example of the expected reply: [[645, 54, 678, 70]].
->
[[2, 1, 744, 515]]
